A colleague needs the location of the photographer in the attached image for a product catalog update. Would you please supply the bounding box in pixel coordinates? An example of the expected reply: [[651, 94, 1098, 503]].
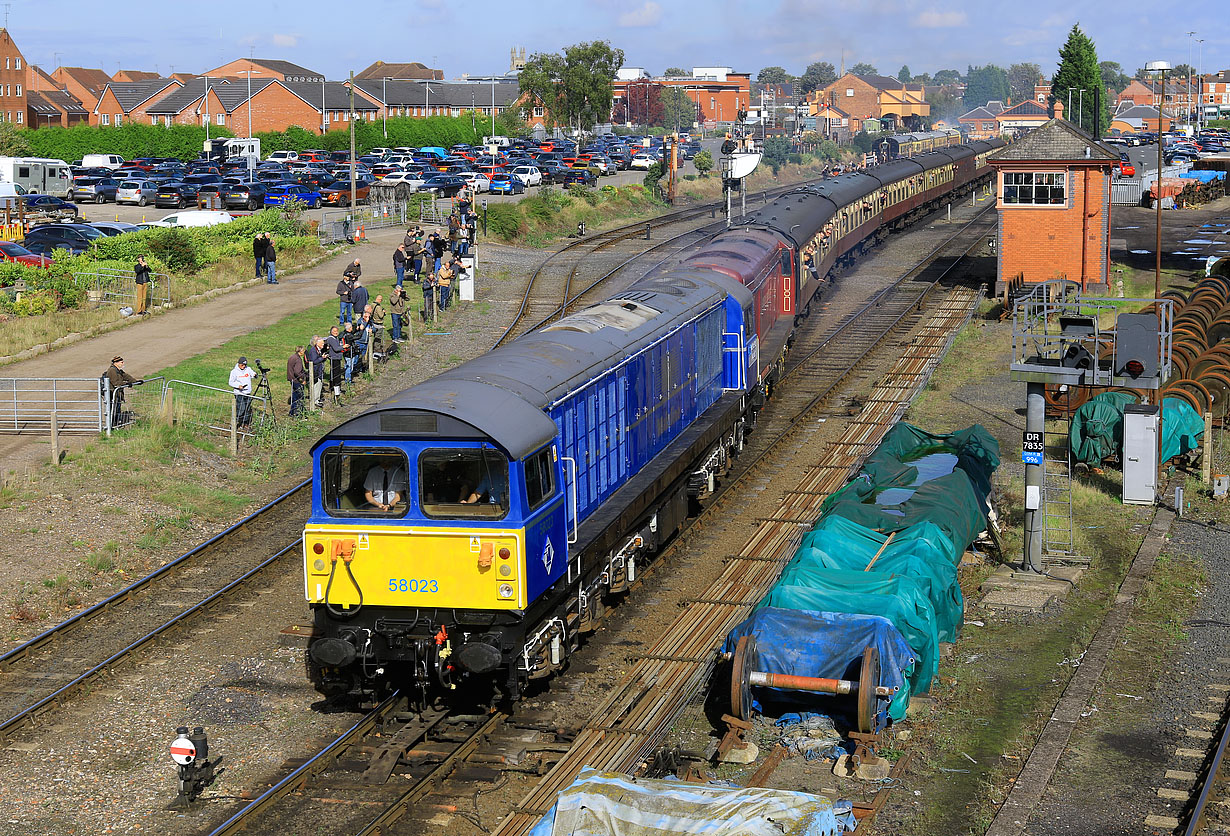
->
[[229, 356, 257, 433], [102, 355, 144, 429], [286, 346, 307, 417]]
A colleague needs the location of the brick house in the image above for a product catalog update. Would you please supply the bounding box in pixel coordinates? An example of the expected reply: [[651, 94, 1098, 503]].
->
[[1116, 79, 1154, 107], [27, 89, 88, 127], [613, 68, 752, 126], [810, 73, 929, 131], [203, 58, 324, 84], [113, 69, 160, 83], [90, 78, 182, 126], [147, 78, 376, 134], [0, 28, 26, 125], [1110, 103, 1163, 135], [50, 66, 112, 110], [350, 78, 521, 123], [989, 112, 1118, 294], [995, 99, 1050, 136], [958, 106, 1001, 140]]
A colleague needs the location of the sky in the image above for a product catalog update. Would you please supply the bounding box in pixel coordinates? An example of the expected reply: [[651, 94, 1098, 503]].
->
[[13, 0, 1229, 83]]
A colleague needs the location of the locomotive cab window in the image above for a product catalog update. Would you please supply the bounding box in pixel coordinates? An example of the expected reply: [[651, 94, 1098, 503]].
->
[[321, 447, 410, 518], [420, 448, 509, 520], [524, 447, 557, 511]]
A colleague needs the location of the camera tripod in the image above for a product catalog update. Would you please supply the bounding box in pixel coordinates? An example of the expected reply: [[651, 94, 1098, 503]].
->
[[252, 368, 276, 425]]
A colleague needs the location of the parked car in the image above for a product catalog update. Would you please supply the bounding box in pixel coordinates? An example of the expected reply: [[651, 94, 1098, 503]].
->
[[267, 150, 299, 164], [319, 181, 371, 206], [156, 182, 203, 208], [264, 183, 322, 208], [88, 221, 141, 236], [559, 168, 598, 186], [509, 165, 542, 186], [630, 153, 656, 170], [21, 194, 80, 217], [224, 182, 268, 210], [456, 171, 491, 193], [72, 176, 120, 203], [380, 171, 430, 190], [420, 174, 466, 197], [0, 240, 52, 267], [1117, 161, 1136, 177], [148, 210, 233, 228], [488, 173, 526, 195], [116, 179, 158, 206], [22, 223, 105, 255]]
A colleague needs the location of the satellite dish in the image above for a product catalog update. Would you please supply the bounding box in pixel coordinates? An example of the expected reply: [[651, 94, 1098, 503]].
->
[[727, 152, 762, 180]]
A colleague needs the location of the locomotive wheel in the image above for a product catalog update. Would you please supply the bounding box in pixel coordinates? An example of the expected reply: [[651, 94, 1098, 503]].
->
[[857, 646, 881, 735], [730, 635, 755, 722]]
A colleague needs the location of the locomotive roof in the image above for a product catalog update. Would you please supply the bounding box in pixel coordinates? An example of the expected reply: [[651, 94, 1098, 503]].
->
[[323, 274, 728, 460]]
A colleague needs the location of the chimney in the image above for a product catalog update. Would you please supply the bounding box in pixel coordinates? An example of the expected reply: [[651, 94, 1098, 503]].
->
[[1054, 100, 1064, 120]]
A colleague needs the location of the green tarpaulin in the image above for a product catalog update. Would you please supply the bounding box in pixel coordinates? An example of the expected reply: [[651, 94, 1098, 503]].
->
[[1069, 392, 1204, 465], [1162, 397, 1204, 463]]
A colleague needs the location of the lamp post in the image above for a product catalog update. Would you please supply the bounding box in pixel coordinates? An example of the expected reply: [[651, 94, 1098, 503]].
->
[[383, 76, 389, 139], [1196, 39, 1205, 131], [1078, 89, 1085, 129], [204, 75, 210, 141], [1146, 61, 1171, 304], [237, 70, 260, 178]]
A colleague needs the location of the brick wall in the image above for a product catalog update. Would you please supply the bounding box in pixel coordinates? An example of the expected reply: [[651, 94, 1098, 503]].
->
[[225, 84, 323, 134], [995, 163, 1112, 291], [816, 75, 880, 123], [0, 30, 26, 125]]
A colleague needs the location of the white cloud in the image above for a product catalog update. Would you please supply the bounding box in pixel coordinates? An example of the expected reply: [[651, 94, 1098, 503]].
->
[[272, 33, 298, 48], [912, 9, 967, 28], [618, 1, 662, 27]]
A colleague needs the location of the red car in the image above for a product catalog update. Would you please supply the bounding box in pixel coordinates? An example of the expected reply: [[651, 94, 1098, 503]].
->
[[0, 240, 52, 267]]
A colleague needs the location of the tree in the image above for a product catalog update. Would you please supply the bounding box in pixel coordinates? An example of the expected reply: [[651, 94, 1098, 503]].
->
[[495, 106, 530, 138], [964, 64, 1010, 109], [798, 61, 837, 95], [693, 149, 713, 176], [851, 62, 878, 76], [1050, 24, 1108, 136], [925, 86, 962, 121], [758, 66, 791, 84], [1008, 62, 1042, 103], [762, 135, 791, 174], [660, 86, 699, 131], [0, 122, 31, 156], [912, 72, 933, 86], [518, 41, 624, 131], [933, 68, 963, 85], [1173, 63, 1195, 78], [663, 67, 687, 77], [616, 81, 663, 126], [897, 65, 912, 82], [1099, 60, 1131, 94]]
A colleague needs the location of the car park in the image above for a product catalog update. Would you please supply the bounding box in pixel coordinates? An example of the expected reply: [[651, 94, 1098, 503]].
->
[[381, 171, 431, 190], [488, 173, 525, 195], [630, 153, 656, 170], [559, 168, 597, 186], [510, 165, 542, 186], [0, 240, 52, 267], [22, 222, 105, 255], [264, 183, 322, 208]]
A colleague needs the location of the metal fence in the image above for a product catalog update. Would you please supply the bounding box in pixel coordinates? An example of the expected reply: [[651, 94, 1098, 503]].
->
[[0, 377, 104, 433], [105, 376, 165, 434], [74, 268, 172, 308], [1111, 181, 1143, 206], [319, 202, 410, 243], [163, 379, 270, 441]]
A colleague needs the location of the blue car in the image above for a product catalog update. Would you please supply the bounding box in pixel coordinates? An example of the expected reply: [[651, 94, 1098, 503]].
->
[[488, 173, 525, 195], [264, 183, 322, 208]]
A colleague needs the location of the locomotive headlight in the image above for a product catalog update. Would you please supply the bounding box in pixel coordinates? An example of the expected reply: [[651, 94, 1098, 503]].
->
[[499, 564, 512, 577], [498, 583, 514, 599], [313, 559, 326, 572]]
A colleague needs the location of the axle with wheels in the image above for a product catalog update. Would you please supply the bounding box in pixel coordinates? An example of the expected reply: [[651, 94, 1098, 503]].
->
[[724, 635, 897, 734]]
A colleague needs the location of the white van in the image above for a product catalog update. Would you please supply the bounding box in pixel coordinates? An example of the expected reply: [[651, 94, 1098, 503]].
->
[[149, 210, 233, 228], [81, 154, 126, 169], [0, 157, 72, 197], [0, 181, 25, 209]]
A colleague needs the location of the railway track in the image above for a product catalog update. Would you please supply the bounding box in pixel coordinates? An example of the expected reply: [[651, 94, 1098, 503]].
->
[[0, 481, 310, 746], [1180, 694, 1230, 835]]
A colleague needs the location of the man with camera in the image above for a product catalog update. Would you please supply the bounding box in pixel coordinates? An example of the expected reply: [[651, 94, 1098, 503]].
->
[[229, 356, 258, 433]]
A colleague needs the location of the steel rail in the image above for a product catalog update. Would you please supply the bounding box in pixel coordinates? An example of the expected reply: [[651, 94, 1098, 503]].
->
[[0, 541, 300, 742], [0, 478, 310, 671], [205, 694, 415, 836], [1184, 711, 1230, 835]]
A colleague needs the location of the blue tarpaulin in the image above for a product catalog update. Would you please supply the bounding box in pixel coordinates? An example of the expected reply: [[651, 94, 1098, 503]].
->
[[723, 608, 916, 720]]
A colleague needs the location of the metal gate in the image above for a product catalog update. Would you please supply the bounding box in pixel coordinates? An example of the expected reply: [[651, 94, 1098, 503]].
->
[[0, 377, 104, 433]]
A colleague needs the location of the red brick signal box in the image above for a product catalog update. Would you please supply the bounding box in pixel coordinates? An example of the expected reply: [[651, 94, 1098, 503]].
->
[[989, 112, 1119, 295]]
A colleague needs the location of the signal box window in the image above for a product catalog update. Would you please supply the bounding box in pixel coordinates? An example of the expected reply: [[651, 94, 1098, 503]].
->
[[420, 448, 509, 520], [1002, 172, 1066, 206], [524, 448, 556, 511], [322, 447, 409, 518]]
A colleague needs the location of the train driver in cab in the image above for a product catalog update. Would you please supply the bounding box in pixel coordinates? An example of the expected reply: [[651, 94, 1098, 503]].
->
[[461, 469, 507, 506], [364, 458, 409, 512]]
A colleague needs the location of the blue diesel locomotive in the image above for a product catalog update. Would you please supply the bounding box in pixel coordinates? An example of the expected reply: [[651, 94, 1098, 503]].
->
[[303, 139, 1003, 701]]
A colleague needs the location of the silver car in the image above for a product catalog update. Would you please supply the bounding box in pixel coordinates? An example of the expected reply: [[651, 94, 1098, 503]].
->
[[117, 179, 157, 206]]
